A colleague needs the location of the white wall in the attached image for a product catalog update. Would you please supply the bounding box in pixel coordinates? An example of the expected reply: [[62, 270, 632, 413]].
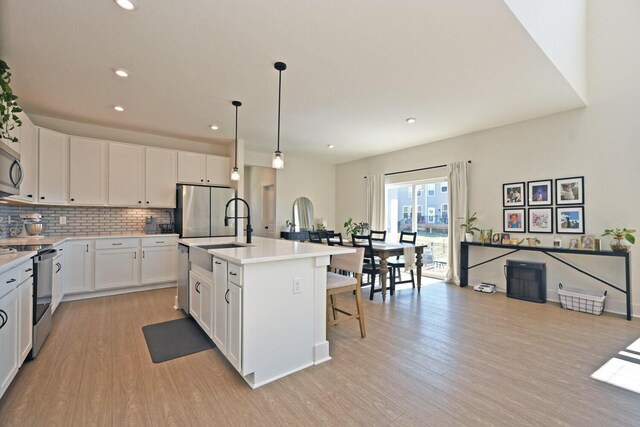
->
[[335, 0, 640, 316], [244, 165, 276, 237], [245, 151, 336, 232]]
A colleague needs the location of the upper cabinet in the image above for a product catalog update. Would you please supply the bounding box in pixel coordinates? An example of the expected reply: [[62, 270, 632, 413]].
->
[[178, 152, 230, 186], [37, 128, 69, 204], [108, 142, 144, 207], [145, 147, 177, 207], [69, 137, 107, 205]]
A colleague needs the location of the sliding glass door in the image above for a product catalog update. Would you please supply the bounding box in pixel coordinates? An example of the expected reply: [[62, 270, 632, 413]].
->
[[385, 178, 449, 278]]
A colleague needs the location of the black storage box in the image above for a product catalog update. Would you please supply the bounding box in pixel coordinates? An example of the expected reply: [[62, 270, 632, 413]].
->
[[505, 260, 546, 303]]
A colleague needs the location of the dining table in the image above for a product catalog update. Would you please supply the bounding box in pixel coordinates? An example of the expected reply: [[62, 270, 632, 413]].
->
[[365, 241, 428, 301]]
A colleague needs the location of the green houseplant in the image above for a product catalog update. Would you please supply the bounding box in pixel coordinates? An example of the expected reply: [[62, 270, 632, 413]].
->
[[0, 59, 22, 143], [460, 212, 479, 242], [526, 237, 541, 247], [602, 228, 636, 252], [344, 217, 369, 236]]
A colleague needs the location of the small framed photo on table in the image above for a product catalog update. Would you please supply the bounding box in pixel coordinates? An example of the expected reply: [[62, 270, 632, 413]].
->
[[556, 176, 584, 205], [569, 238, 579, 249], [556, 206, 585, 234], [504, 208, 525, 233], [528, 208, 553, 233], [501, 233, 511, 245], [527, 179, 553, 206], [492, 232, 501, 244], [503, 182, 525, 207], [579, 235, 595, 250]]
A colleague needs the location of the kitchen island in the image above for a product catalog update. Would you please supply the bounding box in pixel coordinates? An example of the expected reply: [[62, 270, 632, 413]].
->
[[178, 236, 354, 388]]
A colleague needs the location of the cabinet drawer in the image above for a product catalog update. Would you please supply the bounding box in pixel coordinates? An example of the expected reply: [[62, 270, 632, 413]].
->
[[18, 260, 34, 284], [228, 263, 242, 286], [95, 238, 139, 250], [0, 267, 19, 299], [141, 237, 178, 247]]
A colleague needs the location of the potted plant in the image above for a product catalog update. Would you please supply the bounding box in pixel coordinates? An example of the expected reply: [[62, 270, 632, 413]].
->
[[0, 59, 22, 143], [344, 217, 369, 236], [460, 212, 479, 242], [526, 237, 541, 247], [602, 228, 636, 252]]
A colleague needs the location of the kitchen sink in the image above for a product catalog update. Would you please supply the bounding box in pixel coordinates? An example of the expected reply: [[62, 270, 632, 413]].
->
[[197, 243, 249, 249]]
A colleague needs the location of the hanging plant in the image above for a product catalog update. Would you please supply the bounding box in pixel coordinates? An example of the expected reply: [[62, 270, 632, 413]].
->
[[0, 59, 22, 143]]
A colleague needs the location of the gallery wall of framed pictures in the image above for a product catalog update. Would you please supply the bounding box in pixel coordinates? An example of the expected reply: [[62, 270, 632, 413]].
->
[[502, 176, 584, 234]]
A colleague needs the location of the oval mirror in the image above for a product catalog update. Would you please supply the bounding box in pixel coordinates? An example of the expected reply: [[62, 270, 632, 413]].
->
[[292, 197, 314, 231]]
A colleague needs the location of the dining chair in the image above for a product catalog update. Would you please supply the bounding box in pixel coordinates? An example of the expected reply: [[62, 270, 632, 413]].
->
[[326, 247, 366, 338], [325, 232, 344, 246], [351, 234, 391, 299], [388, 231, 417, 288], [369, 230, 387, 242], [308, 231, 323, 243]]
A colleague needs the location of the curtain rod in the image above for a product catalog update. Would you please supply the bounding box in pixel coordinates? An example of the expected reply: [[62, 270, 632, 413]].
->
[[364, 160, 471, 179]]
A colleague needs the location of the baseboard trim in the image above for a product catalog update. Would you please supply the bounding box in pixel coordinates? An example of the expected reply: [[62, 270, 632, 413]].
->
[[62, 282, 176, 302]]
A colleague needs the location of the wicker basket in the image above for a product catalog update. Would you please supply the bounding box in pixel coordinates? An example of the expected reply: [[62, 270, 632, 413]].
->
[[558, 283, 607, 315]]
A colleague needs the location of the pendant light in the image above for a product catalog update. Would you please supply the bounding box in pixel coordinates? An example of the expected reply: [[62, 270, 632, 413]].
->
[[272, 61, 287, 169], [230, 100, 242, 181]]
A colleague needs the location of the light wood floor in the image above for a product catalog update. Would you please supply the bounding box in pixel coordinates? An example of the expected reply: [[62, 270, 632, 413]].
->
[[1, 282, 639, 426]]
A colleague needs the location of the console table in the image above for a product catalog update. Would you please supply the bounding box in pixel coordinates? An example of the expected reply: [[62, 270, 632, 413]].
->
[[460, 242, 632, 320]]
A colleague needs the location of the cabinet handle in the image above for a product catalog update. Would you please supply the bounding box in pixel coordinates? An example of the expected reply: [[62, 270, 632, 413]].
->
[[134, 252, 137, 259], [0, 310, 7, 330], [6, 278, 16, 284], [27, 194, 33, 198], [25, 268, 32, 272], [40, 196, 45, 200], [146, 201, 149, 204], [214, 261, 222, 265], [155, 241, 165, 244], [142, 251, 145, 258], [225, 289, 230, 304], [55, 262, 61, 273], [229, 272, 237, 276], [112, 243, 123, 246], [195, 281, 201, 293], [86, 244, 89, 252], [70, 198, 75, 201], [138, 201, 142, 204], [200, 179, 204, 182]]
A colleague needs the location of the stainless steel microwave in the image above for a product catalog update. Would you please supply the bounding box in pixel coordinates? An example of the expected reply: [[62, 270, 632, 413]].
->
[[0, 142, 23, 197]]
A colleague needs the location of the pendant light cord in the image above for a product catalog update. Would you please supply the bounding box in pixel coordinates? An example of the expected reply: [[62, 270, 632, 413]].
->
[[277, 68, 282, 153], [235, 103, 238, 167]]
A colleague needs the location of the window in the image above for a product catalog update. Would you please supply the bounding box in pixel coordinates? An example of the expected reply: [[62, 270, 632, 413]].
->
[[427, 207, 436, 223], [440, 183, 448, 193], [416, 185, 423, 197], [441, 203, 448, 223], [427, 184, 435, 196], [402, 205, 412, 219], [407, 187, 412, 197], [417, 205, 423, 223]]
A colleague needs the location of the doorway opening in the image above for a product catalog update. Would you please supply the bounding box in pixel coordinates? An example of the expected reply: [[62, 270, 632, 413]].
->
[[244, 166, 276, 238]]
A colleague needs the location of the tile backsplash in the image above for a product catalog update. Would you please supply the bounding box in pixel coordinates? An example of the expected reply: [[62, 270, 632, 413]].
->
[[0, 205, 174, 237]]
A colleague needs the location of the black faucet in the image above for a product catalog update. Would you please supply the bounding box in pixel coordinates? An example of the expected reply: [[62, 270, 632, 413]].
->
[[224, 197, 253, 244]]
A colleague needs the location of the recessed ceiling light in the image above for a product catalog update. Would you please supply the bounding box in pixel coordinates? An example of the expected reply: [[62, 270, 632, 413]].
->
[[113, 68, 129, 78], [113, 105, 125, 112], [113, 0, 137, 11], [406, 117, 416, 124], [209, 125, 219, 130], [327, 144, 335, 149]]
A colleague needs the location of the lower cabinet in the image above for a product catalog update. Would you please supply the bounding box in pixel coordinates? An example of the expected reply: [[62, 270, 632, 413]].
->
[[17, 277, 33, 365], [95, 247, 140, 289], [141, 245, 177, 284], [63, 240, 94, 294], [212, 260, 227, 352], [189, 271, 213, 336], [189, 272, 202, 324], [226, 282, 242, 372], [51, 248, 64, 313], [0, 287, 19, 400]]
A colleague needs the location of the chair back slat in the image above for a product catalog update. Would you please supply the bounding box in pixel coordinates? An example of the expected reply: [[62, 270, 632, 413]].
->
[[351, 234, 375, 260], [326, 232, 344, 246], [370, 230, 387, 242], [330, 248, 364, 274], [399, 231, 417, 244]]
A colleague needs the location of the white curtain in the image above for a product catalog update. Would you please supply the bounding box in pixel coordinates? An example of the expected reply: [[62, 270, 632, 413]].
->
[[445, 161, 469, 285], [366, 174, 385, 231]]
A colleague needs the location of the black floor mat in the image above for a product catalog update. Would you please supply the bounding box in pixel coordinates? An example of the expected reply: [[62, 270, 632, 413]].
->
[[142, 317, 214, 363]]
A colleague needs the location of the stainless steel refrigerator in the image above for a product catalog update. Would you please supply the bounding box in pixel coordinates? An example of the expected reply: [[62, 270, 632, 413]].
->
[[175, 185, 236, 238]]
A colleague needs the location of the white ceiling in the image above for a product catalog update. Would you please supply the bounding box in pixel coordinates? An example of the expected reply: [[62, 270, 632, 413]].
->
[[0, 0, 585, 164]]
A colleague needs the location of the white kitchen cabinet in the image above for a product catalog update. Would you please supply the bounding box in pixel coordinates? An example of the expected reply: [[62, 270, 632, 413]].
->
[[212, 259, 227, 351], [206, 155, 230, 186], [0, 286, 19, 400], [145, 147, 177, 207], [177, 151, 206, 184], [226, 281, 242, 372], [63, 240, 94, 294], [95, 245, 140, 290], [38, 128, 69, 204], [14, 113, 38, 202], [189, 270, 213, 337], [69, 137, 107, 205], [189, 271, 202, 324], [51, 247, 64, 313], [141, 245, 177, 284], [108, 142, 144, 206], [17, 277, 33, 365]]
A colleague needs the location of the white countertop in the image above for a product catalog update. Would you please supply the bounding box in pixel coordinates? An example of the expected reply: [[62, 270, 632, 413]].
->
[[179, 236, 354, 265], [0, 233, 179, 247], [0, 250, 37, 272]]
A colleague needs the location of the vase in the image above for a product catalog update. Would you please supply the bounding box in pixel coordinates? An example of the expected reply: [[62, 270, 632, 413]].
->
[[465, 233, 474, 242], [610, 238, 630, 252], [527, 238, 538, 247]]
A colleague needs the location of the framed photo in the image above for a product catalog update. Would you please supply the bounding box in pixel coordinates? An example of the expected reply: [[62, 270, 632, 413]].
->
[[556, 176, 584, 205], [491, 232, 501, 244], [501, 233, 511, 245], [504, 208, 525, 233], [528, 208, 553, 234], [579, 235, 595, 251], [569, 238, 579, 249], [503, 182, 525, 207], [556, 206, 585, 234], [527, 179, 552, 206]]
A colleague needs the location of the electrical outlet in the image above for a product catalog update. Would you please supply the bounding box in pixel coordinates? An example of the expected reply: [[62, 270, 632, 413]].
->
[[293, 278, 302, 294], [59, 216, 67, 225]]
